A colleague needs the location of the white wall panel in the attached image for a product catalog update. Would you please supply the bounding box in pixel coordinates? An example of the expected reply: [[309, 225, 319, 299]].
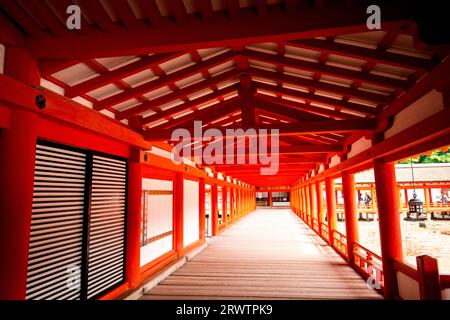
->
[[140, 236, 173, 267], [140, 178, 173, 267], [183, 179, 199, 246]]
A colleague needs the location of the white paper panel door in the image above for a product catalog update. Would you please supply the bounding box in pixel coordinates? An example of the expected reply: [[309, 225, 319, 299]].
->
[[183, 179, 199, 246]]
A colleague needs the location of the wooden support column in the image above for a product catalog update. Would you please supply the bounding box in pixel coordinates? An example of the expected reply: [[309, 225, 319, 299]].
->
[[342, 171, 359, 266], [268, 191, 273, 208], [222, 187, 228, 226], [174, 172, 184, 255], [397, 187, 403, 210], [325, 177, 337, 246], [0, 109, 38, 300], [370, 185, 376, 210], [211, 184, 218, 236], [301, 187, 307, 221], [309, 183, 316, 226], [316, 181, 324, 235], [230, 187, 234, 222], [199, 178, 206, 242], [126, 160, 142, 289], [373, 159, 403, 300], [424, 186, 430, 210]]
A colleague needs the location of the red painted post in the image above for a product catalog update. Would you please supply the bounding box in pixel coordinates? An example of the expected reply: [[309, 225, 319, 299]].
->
[[374, 159, 403, 300], [0, 109, 38, 300], [230, 187, 234, 223], [199, 178, 206, 242], [222, 186, 228, 226], [325, 177, 337, 246], [174, 172, 184, 255], [126, 160, 143, 289], [305, 185, 311, 224], [301, 187, 306, 221], [342, 171, 359, 266], [309, 183, 316, 223], [316, 181, 324, 236], [416, 255, 442, 300], [268, 191, 273, 208], [211, 184, 218, 236]]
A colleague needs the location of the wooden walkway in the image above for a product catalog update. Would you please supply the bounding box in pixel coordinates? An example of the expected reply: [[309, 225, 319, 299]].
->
[[141, 208, 382, 300]]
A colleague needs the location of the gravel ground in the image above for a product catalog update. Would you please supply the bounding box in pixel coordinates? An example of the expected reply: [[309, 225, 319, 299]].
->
[[336, 215, 450, 274]]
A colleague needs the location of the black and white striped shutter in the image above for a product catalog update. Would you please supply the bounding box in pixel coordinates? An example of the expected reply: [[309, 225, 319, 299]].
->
[[26, 141, 127, 300], [87, 154, 127, 299], [26, 143, 86, 300]]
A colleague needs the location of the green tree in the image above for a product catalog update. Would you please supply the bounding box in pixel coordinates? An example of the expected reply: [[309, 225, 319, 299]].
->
[[398, 147, 450, 164]]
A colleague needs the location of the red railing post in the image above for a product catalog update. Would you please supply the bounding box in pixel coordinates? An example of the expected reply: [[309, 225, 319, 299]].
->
[[416, 255, 442, 300], [374, 159, 403, 300]]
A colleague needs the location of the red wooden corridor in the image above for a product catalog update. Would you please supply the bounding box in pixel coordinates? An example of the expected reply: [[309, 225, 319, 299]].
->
[[141, 208, 381, 300], [0, 0, 449, 301]]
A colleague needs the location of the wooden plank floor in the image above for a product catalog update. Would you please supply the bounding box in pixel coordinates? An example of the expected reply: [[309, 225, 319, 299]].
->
[[141, 208, 382, 300]]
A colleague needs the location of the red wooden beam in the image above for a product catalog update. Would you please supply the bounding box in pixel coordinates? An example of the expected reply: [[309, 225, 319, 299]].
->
[[134, 0, 163, 27], [23, 4, 410, 59], [18, 0, 67, 36], [65, 52, 181, 98], [255, 94, 357, 120], [250, 67, 392, 105], [226, 0, 241, 19], [255, 82, 378, 117], [203, 154, 327, 166], [287, 38, 435, 72], [143, 119, 374, 141], [0, 11, 24, 46], [244, 49, 408, 90], [165, 97, 242, 130], [141, 85, 239, 126], [167, 0, 189, 25], [95, 51, 236, 111], [2, 1, 45, 37], [76, 0, 121, 32], [116, 69, 239, 119]]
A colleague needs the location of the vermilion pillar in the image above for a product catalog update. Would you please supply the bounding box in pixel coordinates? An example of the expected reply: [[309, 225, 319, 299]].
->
[[174, 172, 184, 255], [305, 185, 311, 224], [222, 187, 228, 226], [268, 192, 273, 207], [315, 181, 324, 235], [374, 159, 403, 300], [126, 160, 142, 288], [211, 184, 218, 236], [230, 187, 234, 222], [342, 171, 359, 266], [199, 178, 206, 242], [325, 177, 337, 246], [0, 109, 38, 300], [309, 184, 316, 223], [301, 187, 306, 221]]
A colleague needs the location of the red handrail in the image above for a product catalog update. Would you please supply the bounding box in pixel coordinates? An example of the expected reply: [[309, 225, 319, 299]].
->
[[320, 222, 329, 240], [332, 230, 347, 258], [353, 243, 384, 288], [392, 258, 418, 281]]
